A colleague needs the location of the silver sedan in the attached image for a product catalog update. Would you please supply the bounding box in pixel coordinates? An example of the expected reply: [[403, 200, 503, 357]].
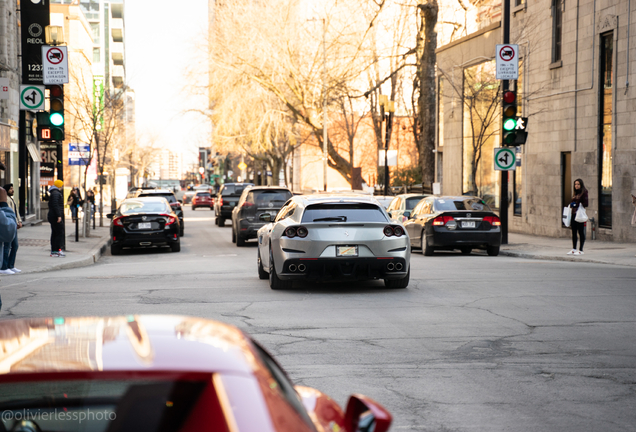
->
[[256, 194, 411, 289]]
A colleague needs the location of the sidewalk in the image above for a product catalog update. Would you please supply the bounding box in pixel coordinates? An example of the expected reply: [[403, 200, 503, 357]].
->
[[5, 217, 111, 275], [502, 233, 636, 268]]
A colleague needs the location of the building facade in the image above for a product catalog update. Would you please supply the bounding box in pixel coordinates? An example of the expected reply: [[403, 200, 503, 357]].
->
[[436, 0, 636, 242]]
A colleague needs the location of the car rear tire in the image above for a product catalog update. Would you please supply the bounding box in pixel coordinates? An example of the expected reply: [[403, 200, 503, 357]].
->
[[171, 240, 181, 252], [214, 216, 219, 226], [487, 245, 500, 256], [422, 232, 434, 256], [237, 234, 246, 247], [110, 244, 121, 256], [192, 206, 196, 211], [257, 249, 268, 279], [219, 218, 225, 227], [231, 227, 236, 243], [269, 249, 292, 290], [460, 247, 472, 255], [385, 267, 409, 289]]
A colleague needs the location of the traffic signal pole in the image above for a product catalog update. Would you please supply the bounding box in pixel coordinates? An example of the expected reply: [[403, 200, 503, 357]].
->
[[500, 0, 511, 245]]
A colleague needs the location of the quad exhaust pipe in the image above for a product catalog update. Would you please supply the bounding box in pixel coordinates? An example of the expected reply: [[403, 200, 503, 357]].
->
[[288, 263, 306, 273], [386, 262, 403, 272]]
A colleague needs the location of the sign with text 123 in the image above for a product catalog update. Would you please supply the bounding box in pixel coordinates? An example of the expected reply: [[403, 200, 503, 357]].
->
[[68, 144, 90, 166]]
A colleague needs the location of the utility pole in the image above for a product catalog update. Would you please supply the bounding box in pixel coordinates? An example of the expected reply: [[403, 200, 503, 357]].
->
[[500, 0, 510, 245]]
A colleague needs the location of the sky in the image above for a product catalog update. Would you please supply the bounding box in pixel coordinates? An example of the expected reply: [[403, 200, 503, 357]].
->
[[125, 0, 209, 168]]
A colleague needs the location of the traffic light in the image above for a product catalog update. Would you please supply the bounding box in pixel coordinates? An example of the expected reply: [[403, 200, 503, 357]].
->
[[502, 90, 517, 146], [47, 85, 65, 141]]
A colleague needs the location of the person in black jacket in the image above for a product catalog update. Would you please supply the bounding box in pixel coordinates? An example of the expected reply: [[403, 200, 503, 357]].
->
[[568, 178, 589, 256], [48, 180, 66, 257]]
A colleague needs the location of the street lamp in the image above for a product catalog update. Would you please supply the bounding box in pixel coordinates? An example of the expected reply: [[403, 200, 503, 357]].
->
[[379, 95, 395, 197]]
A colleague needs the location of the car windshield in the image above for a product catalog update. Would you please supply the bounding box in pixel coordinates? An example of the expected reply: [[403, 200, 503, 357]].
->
[[254, 190, 291, 207], [435, 198, 492, 212], [301, 203, 388, 223], [119, 200, 169, 215], [0, 379, 212, 432], [406, 196, 427, 210]]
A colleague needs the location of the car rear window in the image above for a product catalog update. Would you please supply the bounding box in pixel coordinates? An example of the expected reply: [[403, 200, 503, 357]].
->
[[0, 379, 218, 432], [195, 192, 211, 197], [435, 198, 491, 212], [221, 184, 252, 196], [301, 203, 388, 223], [406, 196, 426, 210], [139, 193, 176, 203], [120, 200, 169, 214], [254, 190, 291, 206]]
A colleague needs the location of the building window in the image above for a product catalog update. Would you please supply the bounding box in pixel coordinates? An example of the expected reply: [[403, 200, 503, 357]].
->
[[551, 0, 563, 63], [90, 22, 100, 44], [93, 48, 100, 63], [462, 60, 500, 209], [599, 32, 613, 228]]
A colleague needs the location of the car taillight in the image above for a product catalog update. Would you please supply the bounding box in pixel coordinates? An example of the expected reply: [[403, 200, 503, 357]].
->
[[163, 215, 176, 226], [433, 216, 454, 226], [242, 201, 254, 208], [284, 226, 308, 238], [383, 225, 404, 237], [219, 197, 223, 206], [483, 216, 501, 226], [113, 217, 124, 227]]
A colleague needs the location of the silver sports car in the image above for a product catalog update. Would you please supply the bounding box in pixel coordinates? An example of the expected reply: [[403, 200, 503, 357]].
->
[[256, 194, 411, 289]]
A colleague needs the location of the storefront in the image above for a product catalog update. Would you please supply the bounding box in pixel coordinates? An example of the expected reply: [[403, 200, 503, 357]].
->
[[19, 111, 40, 221]]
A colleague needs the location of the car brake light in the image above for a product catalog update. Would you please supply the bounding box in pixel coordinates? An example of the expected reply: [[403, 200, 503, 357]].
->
[[113, 217, 124, 227], [296, 226, 308, 238], [219, 197, 223, 206], [383, 226, 394, 236], [242, 201, 254, 208], [284, 226, 308, 238], [284, 227, 297, 238], [393, 226, 404, 237], [484, 216, 501, 226], [163, 215, 176, 226], [433, 216, 454, 226]]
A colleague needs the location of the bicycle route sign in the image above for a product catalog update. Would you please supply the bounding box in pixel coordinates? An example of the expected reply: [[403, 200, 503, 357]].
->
[[494, 147, 516, 171]]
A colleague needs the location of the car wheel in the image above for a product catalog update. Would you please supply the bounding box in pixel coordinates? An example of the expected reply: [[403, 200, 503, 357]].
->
[[487, 245, 500, 256], [219, 218, 225, 227], [214, 216, 219, 226], [179, 227, 184, 237], [110, 244, 121, 256], [171, 239, 181, 252], [422, 232, 434, 256], [231, 227, 236, 243], [460, 247, 472, 255], [237, 234, 246, 247], [210, 207, 213, 211], [269, 248, 292, 290], [257, 249, 268, 280], [192, 206, 196, 211], [385, 267, 410, 289]]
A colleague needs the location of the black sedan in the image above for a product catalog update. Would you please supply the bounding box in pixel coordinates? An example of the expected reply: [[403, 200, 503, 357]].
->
[[403, 196, 501, 256], [108, 197, 181, 255], [231, 186, 292, 246], [135, 189, 185, 236]]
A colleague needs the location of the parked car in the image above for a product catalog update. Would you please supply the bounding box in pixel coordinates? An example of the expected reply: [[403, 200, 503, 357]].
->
[[192, 191, 214, 210], [214, 182, 254, 227], [385, 193, 430, 220], [135, 189, 184, 236], [0, 315, 392, 432], [257, 194, 410, 289], [108, 197, 181, 255], [232, 186, 292, 246], [403, 195, 501, 256], [126, 186, 156, 199]]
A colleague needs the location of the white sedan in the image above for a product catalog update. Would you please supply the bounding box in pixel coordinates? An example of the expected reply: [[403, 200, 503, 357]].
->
[[257, 194, 411, 289]]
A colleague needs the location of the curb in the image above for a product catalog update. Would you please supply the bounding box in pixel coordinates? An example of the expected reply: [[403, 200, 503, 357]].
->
[[21, 234, 112, 274], [499, 250, 636, 268]]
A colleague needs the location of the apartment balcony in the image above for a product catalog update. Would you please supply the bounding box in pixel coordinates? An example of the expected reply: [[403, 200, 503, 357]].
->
[[111, 28, 124, 43], [112, 51, 124, 66]]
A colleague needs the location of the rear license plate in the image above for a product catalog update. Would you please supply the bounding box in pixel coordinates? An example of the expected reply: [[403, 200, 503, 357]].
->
[[337, 245, 358, 257], [138, 222, 151, 229], [462, 221, 476, 228]]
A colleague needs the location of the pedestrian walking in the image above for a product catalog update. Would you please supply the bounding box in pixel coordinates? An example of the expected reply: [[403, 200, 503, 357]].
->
[[48, 179, 66, 257], [87, 189, 96, 223], [1, 184, 21, 274], [567, 178, 589, 255], [67, 187, 82, 222], [0, 187, 17, 310]]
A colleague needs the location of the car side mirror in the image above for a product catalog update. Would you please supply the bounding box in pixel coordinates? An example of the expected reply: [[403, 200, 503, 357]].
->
[[106, 213, 113, 219], [344, 394, 392, 432], [259, 213, 272, 222]]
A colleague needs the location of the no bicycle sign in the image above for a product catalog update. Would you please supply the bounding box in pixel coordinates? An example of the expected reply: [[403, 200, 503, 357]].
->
[[496, 44, 518, 80]]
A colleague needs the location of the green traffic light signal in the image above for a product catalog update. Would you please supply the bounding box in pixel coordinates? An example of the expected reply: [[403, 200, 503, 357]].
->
[[503, 118, 517, 131], [50, 112, 64, 126]]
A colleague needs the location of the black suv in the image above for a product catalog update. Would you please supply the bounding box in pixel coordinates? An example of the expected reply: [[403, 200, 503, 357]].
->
[[231, 186, 292, 246], [214, 183, 254, 227], [135, 189, 185, 236]]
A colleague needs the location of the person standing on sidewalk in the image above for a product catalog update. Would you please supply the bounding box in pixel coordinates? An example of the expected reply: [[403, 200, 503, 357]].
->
[[1, 184, 21, 274], [48, 180, 66, 257], [67, 187, 82, 222], [0, 187, 17, 309], [567, 178, 589, 255]]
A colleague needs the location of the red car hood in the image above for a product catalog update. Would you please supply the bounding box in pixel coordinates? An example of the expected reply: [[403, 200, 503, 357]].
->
[[0, 315, 257, 376]]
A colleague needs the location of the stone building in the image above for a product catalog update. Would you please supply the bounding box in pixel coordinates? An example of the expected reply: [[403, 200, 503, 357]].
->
[[436, 0, 636, 242]]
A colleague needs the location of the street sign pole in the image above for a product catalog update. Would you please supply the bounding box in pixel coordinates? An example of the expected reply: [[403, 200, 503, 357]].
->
[[500, 0, 511, 245]]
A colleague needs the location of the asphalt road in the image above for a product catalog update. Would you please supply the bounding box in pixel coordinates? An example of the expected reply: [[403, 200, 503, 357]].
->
[[3, 207, 636, 431]]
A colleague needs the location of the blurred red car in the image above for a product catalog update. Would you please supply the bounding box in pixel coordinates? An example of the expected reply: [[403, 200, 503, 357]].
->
[[191, 191, 213, 210], [0, 316, 392, 432]]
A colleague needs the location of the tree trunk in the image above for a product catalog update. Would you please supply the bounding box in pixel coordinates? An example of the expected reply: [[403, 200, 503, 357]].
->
[[416, 1, 438, 188]]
